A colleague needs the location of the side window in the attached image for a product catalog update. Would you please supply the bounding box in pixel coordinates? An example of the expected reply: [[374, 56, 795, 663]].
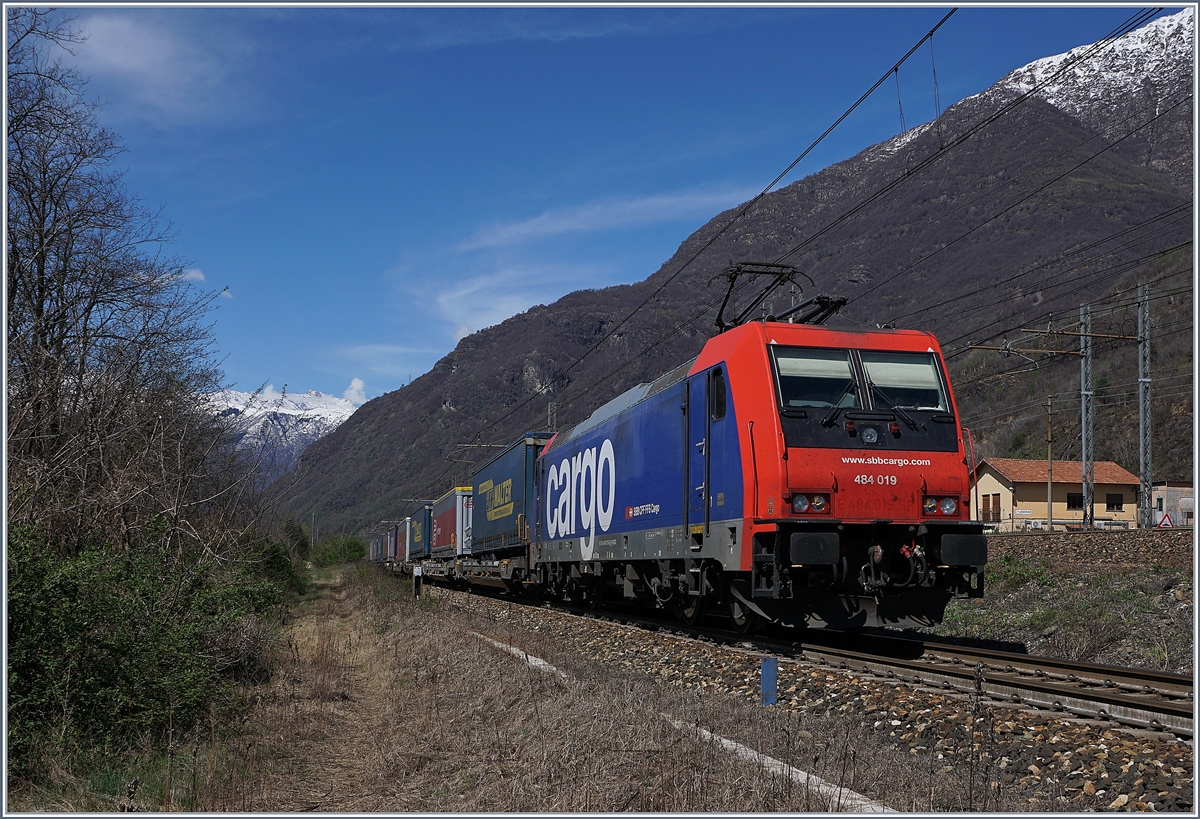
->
[[710, 367, 727, 421]]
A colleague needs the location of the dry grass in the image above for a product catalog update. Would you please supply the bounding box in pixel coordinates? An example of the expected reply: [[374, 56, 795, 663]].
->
[[7, 566, 1051, 811], [184, 566, 1034, 812]]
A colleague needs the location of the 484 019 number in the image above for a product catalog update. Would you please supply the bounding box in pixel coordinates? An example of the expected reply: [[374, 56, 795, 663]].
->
[[854, 474, 897, 486]]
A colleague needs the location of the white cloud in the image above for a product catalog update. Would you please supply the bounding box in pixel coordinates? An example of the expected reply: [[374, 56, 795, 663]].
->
[[181, 268, 206, 282], [461, 187, 756, 249], [375, 8, 771, 53], [343, 377, 366, 405], [430, 262, 602, 341], [337, 343, 439, 378], [220, 288, 233, 299], [68, 11, 252, 124], [382, 11, 653, 52]]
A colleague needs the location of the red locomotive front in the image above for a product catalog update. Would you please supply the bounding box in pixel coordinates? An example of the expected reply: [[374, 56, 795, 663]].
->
[[694, 321, 985, 628]]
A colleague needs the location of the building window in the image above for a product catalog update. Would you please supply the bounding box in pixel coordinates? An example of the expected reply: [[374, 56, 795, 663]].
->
[[1156, 497, 1164, 511], [1066, 493, 1084, 510], [1105, 494, 1124, 512]]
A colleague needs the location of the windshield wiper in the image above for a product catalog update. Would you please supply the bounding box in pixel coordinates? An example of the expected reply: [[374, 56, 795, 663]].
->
[[820, 380, 859, 427], [868, 382, 918, 430]]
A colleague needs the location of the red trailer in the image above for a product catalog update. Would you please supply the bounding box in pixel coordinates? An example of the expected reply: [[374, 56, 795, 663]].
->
[[430, 487, 473, 558]]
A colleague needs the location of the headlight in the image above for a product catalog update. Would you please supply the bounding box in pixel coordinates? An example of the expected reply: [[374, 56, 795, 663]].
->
[[792, 494, 810, 513], [923, 497, 938, 515], [860, 426, 879, 444], [939, 497, 958, 515], [810, 494, 828, 513]]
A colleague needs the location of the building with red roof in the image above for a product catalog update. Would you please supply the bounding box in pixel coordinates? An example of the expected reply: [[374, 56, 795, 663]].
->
[[971, 457, 1140, 531]]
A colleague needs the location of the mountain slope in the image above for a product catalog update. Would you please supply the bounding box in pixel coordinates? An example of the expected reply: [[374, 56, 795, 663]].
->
[[214, 389, 357, 483], [277, 11, 1193, 533]]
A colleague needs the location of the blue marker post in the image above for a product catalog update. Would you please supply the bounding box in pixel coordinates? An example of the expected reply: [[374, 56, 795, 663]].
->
[[761, 656, 778, 706]]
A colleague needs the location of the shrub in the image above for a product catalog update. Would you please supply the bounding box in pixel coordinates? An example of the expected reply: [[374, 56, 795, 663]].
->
[[6, 525, 294, 779], [310, 533, 367, 567]]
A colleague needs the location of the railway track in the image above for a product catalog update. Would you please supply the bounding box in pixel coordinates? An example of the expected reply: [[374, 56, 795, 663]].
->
[[781, 632, 1194, 739], [406, 572, 1193, 739], [545, 597, 1195, 739]]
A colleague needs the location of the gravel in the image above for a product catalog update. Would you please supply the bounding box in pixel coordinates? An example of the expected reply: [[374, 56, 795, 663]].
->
[[925, 530, 1195, 675], [986, 530, 1193, 569], [450, 588, 1194, 812]]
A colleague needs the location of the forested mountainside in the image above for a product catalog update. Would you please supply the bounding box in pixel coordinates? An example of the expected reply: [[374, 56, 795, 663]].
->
[[277, 10, 1193, 533]]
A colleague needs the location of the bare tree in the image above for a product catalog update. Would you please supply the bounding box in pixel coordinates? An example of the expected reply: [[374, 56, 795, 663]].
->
[[6, 8, 253, 555]]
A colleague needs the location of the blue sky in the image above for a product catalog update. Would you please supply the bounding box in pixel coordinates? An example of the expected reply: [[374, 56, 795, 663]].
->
[[52, 5, 1181, 405]]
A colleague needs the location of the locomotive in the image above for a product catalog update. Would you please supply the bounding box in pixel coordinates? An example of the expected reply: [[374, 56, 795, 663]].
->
[[382, 309, 986, 630]]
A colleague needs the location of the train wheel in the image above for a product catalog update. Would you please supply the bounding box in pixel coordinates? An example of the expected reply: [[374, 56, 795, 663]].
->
[[677, 595, 706, 626], [728, 597, 754, 634], [562, 578, 583, 604]]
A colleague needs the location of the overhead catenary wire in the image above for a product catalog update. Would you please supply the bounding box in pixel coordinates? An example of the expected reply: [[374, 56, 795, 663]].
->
[[941, 240, 1192, 349], [553, 7, 1167, 426], [972, 264, 1193, 335], [455, 9, 961, 450], [764, 8, 1163, 274], [550, 158, 1189, 438], [940, 241, 1192, 355], [891, 201, 1193, 326], [796, 76, 1190, 309], [953, 343, 1189, 400], [964, 384, 1192, 432], [441, 7, 1171, 493], [556, 116, 1188, 430], [948, 274, 1193, 393], [849, 88, 1191, 314]]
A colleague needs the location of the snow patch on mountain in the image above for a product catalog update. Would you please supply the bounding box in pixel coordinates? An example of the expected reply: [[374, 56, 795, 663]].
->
[[210, 387, 357, 481], [994, 8, 1193, 119]]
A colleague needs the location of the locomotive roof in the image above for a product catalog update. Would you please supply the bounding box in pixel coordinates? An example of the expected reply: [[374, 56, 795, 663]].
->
[[550, 356, 697, 449], [546, 320, 946, 452]]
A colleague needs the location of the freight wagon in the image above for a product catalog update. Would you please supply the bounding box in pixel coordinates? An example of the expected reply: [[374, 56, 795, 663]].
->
[[407, 506, 432, 562], [456, 433, 552, 588], [422, 487, 472, 578]]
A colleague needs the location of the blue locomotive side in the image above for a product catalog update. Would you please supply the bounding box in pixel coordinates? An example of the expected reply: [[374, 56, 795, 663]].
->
[[534, 361, 744, 568]]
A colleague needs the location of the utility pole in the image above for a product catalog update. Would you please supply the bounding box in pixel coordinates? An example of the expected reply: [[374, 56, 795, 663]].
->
[[1138, 282, 1153, 528], [1015, 310, 1146, 531], [1046, 396, 1053, 532], [1080, 305, 1094, 529]]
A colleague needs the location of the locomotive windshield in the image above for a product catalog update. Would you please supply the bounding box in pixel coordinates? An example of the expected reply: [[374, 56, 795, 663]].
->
[[770, 345, 957, 452], [859, 351, 948, 411], [774, 348, 860, 408]]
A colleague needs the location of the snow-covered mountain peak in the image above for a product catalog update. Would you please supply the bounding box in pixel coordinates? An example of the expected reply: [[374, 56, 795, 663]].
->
[[995, 9, 1193, 115], [209, 387, 357, 481], [215, 387, 357, 424]]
